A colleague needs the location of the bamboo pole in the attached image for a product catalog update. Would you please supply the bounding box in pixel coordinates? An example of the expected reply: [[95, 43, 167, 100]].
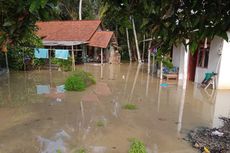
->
[[79, 0, 82, 20], [132, 18, 142, 64], [126, 28, 132, 62], [147, 41, 152, 74]]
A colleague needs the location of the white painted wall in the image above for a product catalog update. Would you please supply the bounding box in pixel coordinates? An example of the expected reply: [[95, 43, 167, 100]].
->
[[194, 36, 223, 84], [212, 90, 230, 128], [217, 32, 230, 89], [172, 43, 189, 80]]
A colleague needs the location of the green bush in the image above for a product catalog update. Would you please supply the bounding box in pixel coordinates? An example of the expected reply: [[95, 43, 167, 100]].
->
[[76, 148, 86, 153], [64, 70, 96, 91], [64, 75, 86, 91], [129, 139, 147, 153]]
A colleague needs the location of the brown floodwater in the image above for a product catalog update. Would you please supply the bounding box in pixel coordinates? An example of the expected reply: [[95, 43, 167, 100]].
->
[[0, 63, 229, 153]]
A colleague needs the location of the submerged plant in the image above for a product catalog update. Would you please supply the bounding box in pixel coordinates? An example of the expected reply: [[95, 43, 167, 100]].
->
[[76, 148, 86, 153], [64, 69, 96, 91], [56, 150, 62, 153], [128, 139, 147, 153], [123, 103, 137, 110], [96, 120, 105, 127]]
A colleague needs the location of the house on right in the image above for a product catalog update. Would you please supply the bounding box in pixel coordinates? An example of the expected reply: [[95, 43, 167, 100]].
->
[[172, 31, 230, 89]]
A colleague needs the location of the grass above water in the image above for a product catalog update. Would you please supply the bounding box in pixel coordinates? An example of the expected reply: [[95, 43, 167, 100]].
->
[[128, 139, 147, 153], [76, 148, 86, 153], [123, 103, 137, 110], [64, 69, 96, 91]]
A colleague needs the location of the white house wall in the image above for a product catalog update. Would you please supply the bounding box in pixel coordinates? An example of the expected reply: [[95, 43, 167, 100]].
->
[[217, 32, 230, 89], [212, 90, 230, 128], [194, 36, 223, 84], [172, 44, 189, 80]]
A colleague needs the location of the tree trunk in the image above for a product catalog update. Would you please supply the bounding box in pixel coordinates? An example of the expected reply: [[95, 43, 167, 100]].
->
[[79, 0, 83, 20], [132, 18, 141, 64], [126, 28, 132, 62]]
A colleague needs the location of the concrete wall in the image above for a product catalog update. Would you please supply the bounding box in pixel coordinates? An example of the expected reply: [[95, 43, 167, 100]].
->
[[217, 32, 230, 89], [172, 44, 189, 80], [194, 36, 223, 84], [212, 90, 230, 128]]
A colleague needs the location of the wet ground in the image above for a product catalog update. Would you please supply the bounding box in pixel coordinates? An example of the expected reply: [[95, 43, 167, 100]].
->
[[0, 63, 229, 153]]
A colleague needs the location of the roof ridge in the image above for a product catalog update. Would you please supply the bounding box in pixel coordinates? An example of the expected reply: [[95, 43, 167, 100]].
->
[[37, 19, 101, 24]]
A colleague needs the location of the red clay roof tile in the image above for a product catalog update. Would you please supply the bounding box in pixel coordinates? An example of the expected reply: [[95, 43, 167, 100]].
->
[[36, 20, 101, 42], [88, 31, 114, 48]]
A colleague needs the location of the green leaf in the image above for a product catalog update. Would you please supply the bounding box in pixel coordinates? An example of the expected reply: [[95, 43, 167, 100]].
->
[[190, 41, 198, 55], [29, 0, 40, 13], [40, 0, 48, 8], [217, 31, 228, 42]]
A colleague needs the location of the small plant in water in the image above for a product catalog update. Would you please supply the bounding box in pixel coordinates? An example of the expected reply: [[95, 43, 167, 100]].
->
[[76, 148, 86, 153], [96, 120, 105, 127], [128, 139, 147, 153], [123, 103, 137, 110], [64, 69, 96, 91], [56, 149, 62, 153]]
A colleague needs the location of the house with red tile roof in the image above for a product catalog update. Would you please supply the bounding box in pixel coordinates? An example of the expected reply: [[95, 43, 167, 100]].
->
[[36, 20, 118, 64]]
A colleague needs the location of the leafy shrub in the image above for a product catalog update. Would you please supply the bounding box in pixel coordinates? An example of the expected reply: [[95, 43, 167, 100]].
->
[[128, 139, 147, 153], [64, 70, 96, 91], [64, 75, 86, 91], [76, 148, 86, 153], [123, 103, 137, 110]]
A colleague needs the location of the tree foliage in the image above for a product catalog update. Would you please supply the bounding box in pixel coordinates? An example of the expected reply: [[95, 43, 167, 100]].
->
[[102, 0, 230, 55], [0, 0, 58, 51], [57, 0, 103, 20]]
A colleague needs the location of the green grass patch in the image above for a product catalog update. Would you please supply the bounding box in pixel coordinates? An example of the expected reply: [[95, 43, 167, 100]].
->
[[128, 139, 147, 153], [123, 103, 137, 110], [64, 69, 96, 91], [76, 148, 86, 153]]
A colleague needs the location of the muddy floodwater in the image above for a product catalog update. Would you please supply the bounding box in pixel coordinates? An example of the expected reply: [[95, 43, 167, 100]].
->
[[0, 63, 229, 153]]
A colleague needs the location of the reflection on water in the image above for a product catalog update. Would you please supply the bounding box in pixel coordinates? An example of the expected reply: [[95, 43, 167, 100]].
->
[[37, 130, 70, 153], [0, 63, 229, 153]]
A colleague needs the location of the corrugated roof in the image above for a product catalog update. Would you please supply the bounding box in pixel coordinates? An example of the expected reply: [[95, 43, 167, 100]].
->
[[36, 20, 101, 42], [88, 31, 114, 48]]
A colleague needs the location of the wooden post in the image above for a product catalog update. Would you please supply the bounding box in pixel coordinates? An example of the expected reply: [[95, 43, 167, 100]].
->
[[5, 52, 9, 73], [147, 41, 152, 74], [101, 48, 103, 65], [160, 56, 163, 80], [126, 28, 132, 62], [132, 17, 142, 64], [72, 45, 75, 71], [49, 46, 51, 72], [142, 34, 146, 61]]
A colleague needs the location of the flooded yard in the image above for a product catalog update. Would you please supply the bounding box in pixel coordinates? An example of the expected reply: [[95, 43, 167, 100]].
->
[[0, 63, 229, 153]]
